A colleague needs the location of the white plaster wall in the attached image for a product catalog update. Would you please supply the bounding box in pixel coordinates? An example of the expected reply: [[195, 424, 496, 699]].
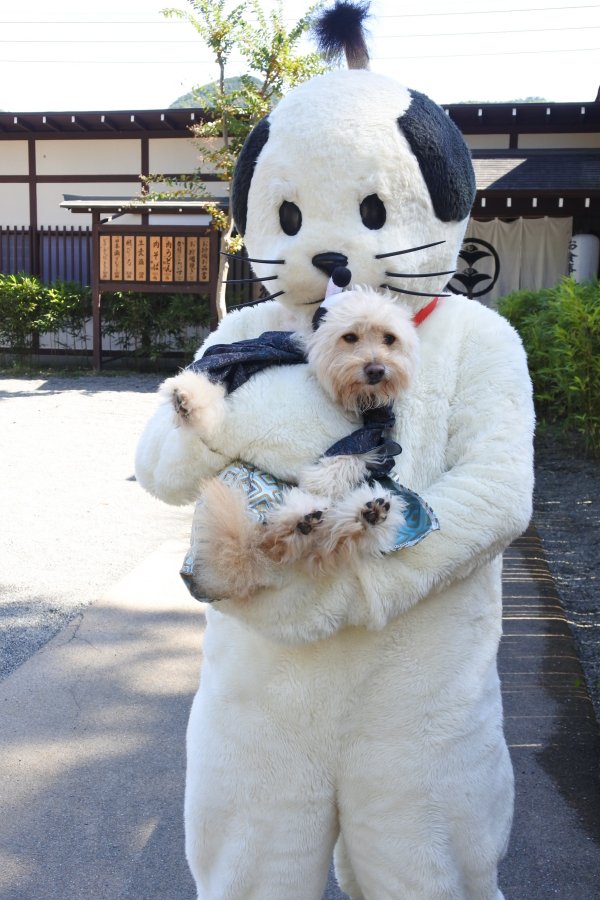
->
[[0, 183, 30, 226], [518, 133, 600, 149], [37, 182, 141, 226], [36, 140, 141, 175], [0, 141, 28, 175], [464, 134, 510, 150], [148, 137, 201, 174], [149, 136, 224, 176]]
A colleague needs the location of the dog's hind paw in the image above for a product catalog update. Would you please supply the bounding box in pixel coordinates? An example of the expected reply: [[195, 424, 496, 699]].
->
[[361, 497, 390, 526], [296, 510, 324, 534]]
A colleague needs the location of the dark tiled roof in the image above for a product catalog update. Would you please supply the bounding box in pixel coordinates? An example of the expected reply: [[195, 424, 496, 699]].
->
[[472, 152, 600, 192], [447, 101, 600, 133], [0, 109, 205, 136]]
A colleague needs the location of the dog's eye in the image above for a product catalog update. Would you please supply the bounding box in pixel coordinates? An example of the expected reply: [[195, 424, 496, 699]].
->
[[342, 333, 359, 344], [279, 201, 302, 236], [360, 194, 386, 230], [382, 333, 396, 345]]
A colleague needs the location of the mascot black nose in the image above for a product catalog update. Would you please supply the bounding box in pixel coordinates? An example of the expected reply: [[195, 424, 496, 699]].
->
[[312, 252, 348, 276]]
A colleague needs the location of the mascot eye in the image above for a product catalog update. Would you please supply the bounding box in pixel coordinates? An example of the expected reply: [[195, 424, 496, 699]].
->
[[383, 333, 396, 345], [342, 333, 359, 344], [360, 194, 386, 230], [279, 201, 302, 236]]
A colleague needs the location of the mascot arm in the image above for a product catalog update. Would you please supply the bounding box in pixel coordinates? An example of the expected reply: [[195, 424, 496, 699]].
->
[[351, 318, 535, 628], [134, 303, 286, 505], [215, 317, 535, 644]]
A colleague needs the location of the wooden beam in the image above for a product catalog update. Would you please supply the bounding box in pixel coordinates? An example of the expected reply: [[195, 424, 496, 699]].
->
[[41, 116, 62, 132], [99, 115, 118, 131], [69, 115, 90, 133]]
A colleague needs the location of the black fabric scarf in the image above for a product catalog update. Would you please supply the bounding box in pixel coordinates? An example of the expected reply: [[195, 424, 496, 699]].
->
[[186, 331, 402, 475], [187, 331, 306, 393]]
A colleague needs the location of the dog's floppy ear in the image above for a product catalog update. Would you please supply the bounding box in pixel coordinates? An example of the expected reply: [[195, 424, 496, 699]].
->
[[397, 90, 476, 223], [231, 117, 271, 236]]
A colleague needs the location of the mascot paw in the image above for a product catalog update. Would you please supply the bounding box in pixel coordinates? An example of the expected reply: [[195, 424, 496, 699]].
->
[[160, 370, 226, 437]]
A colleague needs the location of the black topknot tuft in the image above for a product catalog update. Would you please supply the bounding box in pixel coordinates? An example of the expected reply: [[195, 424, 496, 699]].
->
[[313, 1, 371, 70]]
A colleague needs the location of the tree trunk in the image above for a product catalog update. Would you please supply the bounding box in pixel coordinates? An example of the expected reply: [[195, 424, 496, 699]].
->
[[215, 218, 234, 322]]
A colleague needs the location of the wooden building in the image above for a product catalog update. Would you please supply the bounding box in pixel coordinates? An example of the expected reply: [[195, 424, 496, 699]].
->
[[447, 99, 600, 302], [0, 97, 599, 307]]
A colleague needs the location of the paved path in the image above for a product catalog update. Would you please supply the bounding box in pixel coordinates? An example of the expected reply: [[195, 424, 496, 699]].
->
[[1, 376, 599, 899], [0, 374, 192, 680], [498, 531, 600, 899]]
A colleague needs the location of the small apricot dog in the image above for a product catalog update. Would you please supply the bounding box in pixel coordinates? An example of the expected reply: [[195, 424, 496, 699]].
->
[[167, 287, 420, 600]]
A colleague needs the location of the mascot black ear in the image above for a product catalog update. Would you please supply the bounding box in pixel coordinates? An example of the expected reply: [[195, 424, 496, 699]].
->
[[231, 117, 270, 236], [398, 90, 476, 223]]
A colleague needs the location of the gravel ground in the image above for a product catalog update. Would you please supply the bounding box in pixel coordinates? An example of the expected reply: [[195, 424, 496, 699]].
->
[[2, 372, 599, 729], [533, 428, 600, 723]]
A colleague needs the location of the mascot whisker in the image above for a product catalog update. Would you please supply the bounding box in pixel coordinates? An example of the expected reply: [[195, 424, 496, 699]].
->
[[134, 2, 535, 898]]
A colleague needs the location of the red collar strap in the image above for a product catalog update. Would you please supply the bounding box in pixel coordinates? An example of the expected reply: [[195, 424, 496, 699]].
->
[[412, 296, 442, 327]]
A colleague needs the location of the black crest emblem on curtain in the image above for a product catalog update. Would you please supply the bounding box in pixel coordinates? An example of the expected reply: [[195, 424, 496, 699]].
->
[[448, 238, 500, 299]]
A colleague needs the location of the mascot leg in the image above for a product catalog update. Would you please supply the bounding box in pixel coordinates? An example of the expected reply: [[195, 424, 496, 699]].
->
[[184, 683, 339, 899], [333, 834, 365, 900], [336, 722, 513, 899]]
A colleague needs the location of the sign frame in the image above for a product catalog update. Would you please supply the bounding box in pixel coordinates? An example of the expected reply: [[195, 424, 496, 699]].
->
[[90, 214, 220, 369]]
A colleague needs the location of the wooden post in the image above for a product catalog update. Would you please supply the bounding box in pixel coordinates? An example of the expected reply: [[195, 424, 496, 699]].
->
[[208, 228, 220, 328], [91, 211, 102, 370]]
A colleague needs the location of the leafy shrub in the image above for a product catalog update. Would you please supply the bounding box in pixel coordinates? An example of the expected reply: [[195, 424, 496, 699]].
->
[[101, 291, 210, 361], [0, 273, 49, 354], [0, 274, 91, 356], [0, 273, 210, 363], [497, 278, 600, 456], [48, 280, 92, 349]]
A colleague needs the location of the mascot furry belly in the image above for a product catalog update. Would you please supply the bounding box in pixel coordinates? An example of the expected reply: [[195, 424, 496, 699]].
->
[[134, 5, 534, 898]]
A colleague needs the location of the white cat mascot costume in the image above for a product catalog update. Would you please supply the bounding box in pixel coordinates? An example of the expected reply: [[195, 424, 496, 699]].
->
[[135, 4, 534, 898]]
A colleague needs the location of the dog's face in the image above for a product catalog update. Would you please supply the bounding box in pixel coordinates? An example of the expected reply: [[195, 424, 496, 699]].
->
[[232, 69, 475, 317], [303, 287, 419, 414]]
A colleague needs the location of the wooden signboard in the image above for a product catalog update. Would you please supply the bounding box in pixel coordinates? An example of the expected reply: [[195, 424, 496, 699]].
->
[[99, 231, 212, 286]]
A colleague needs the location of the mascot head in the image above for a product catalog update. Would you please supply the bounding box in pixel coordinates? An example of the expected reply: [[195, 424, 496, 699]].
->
[[231, 1, 475, 316]]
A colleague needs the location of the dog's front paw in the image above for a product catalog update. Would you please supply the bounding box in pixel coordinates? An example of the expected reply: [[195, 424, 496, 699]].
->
[[159, 370, 226, 436], [172, 385, 194, 421], [361, 497, 390, 526], [300, 455, 368, 500]]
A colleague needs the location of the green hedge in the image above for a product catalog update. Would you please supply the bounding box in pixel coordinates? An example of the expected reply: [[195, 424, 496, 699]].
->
[[0, 274, 90, 353], [101, 291, 210, 360], [497, 278, 600, 456], [0, 273, 210, 362]]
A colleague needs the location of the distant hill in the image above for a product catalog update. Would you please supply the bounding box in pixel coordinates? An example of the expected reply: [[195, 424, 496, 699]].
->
[[170, 76, 262, 109], [457, 96, 548, 104]]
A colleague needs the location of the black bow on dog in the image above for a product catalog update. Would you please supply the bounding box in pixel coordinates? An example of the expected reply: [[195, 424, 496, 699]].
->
[[323, 403, 402, 478]]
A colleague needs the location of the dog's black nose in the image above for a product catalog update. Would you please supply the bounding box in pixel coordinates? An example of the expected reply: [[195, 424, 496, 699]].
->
[[364, 363, 385, 384], [312, 252, 348, 276]]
